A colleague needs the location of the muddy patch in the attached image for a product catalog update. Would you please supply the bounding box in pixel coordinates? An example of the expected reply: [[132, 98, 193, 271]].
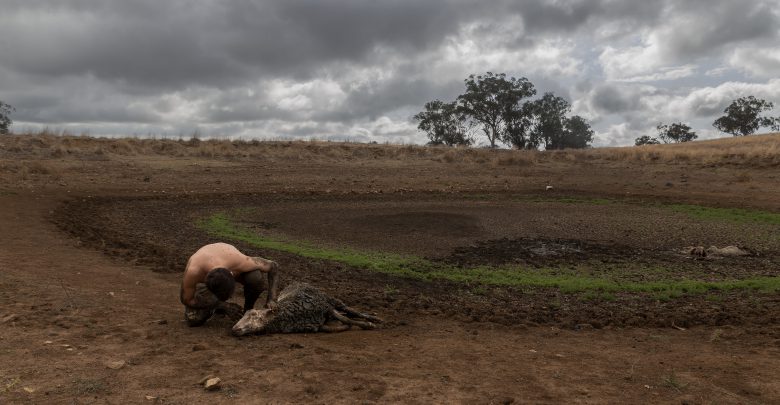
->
[[350, 211, 483, 237], [442, 238, 643, 267]]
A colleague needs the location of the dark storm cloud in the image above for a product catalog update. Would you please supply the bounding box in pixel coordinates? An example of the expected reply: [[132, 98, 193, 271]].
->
[[659, 0, 779, 60], [0, 0, 671, 89], [590, 84, 642, 114], [0, 0, 490, 89], [509, 0, 661, 35]]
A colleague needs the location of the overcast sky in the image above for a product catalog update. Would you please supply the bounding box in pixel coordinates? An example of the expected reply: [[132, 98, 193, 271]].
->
[[1, 0, 779, 147]]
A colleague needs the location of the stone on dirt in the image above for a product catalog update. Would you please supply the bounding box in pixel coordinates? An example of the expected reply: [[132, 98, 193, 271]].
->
[[204, 377, 222, 391], [106, 360, 126, 370]]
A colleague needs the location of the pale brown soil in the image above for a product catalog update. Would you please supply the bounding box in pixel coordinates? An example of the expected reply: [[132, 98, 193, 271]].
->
[[1, 138, 779, 404]]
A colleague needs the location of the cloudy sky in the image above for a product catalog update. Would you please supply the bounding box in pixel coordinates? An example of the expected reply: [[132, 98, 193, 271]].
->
[[1, 0, 779, 147]]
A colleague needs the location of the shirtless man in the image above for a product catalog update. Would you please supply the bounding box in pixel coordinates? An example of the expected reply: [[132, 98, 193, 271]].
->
[[180, 243, 280, 327]]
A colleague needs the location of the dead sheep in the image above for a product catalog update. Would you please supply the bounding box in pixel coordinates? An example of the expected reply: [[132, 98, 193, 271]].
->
[[232, 282, 382, 336], [683, 245, 751, 258]]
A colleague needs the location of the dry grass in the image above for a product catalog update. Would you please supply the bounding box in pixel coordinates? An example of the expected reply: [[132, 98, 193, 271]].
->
[[1, 130, 778, 168], [573, 133, 780, 166]]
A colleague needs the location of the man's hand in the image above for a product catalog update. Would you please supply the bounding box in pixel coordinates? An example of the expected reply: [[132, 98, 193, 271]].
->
[[264, 300, 278, 311]]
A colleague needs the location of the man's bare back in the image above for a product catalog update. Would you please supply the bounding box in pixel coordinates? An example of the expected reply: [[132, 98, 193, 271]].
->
[[180, 242, 279, 310]]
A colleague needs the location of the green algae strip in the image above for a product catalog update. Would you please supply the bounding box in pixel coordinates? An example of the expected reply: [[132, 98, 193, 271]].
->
[[199, 212, 780, 295], [665, 204, 780, 225]]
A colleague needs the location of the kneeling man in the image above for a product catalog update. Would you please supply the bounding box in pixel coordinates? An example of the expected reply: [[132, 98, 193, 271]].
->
[[180, 242, 280, 327]]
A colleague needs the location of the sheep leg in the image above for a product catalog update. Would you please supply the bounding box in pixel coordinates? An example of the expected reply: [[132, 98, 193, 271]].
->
[[337, 305, 384, 323], [319, 322, 351, 333], [331, 309, 378, 330]]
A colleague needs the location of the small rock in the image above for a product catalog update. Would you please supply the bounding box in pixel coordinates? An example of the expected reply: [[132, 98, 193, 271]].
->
[[192, 343, 208, 352], [106, 360, 126, 370], [197, 375, 215, 385], [545, 185, 553, 191], [289, 343, 304, 349], [575, 323, 594, 331], [145, 395, 158, 400], [23, 387, 35, 393], [204, 377, 221, 391], [43, 340, 53, 345], [108, 292, 115, 297], [501, 397, 515, 405]]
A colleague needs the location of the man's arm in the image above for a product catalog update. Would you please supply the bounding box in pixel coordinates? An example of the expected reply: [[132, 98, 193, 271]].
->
[[249, 257, 280, 309], [265, 261, 280, 308]]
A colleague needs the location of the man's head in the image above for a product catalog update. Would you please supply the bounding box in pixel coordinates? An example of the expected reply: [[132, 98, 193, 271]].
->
[[205, 268, 235, 301]]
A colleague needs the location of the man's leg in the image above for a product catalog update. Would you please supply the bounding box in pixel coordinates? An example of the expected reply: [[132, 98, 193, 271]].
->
[[240, 270, 267, 312]]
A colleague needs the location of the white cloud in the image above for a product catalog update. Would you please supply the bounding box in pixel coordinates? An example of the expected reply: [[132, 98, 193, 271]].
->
[[728, 47, 780, 79]]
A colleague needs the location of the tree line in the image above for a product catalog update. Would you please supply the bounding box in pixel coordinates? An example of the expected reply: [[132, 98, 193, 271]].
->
[[635, 96, 780, 146], [414, 72, 593, 149], [2, 88, 778, 143]]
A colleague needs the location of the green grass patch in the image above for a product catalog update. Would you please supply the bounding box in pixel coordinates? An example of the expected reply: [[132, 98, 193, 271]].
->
[[665, 204, 780, 225], [199, 212, 780, 297]]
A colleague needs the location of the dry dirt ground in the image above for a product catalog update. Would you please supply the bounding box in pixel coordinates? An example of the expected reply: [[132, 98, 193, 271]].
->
[[1, 138, 779, 404]]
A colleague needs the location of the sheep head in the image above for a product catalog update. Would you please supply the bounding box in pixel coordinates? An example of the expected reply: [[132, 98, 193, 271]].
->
[[232, 308, 275, 336]]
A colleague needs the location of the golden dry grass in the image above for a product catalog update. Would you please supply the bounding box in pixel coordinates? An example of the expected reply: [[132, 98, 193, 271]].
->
[[1, 130, 778, 168]]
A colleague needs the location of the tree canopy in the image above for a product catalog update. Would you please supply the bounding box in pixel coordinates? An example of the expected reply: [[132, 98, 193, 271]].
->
[[412, 100, 472, 146], [657, 122, 697, 143], [0, 101, 13, 134], [634, 135, 660, 146], [416, 72, 594, 150], [456, 72, 536, 148], [712, 96, 780, 136]]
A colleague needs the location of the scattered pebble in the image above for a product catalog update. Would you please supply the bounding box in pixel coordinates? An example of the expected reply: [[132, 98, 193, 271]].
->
[[197, 375, 215, 385], [23, 387, 35, 393], [204, 377, 221, 391], [43, 340, 53, 345], [145, 395, 157, 400], [106, 360, 126, 370]]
